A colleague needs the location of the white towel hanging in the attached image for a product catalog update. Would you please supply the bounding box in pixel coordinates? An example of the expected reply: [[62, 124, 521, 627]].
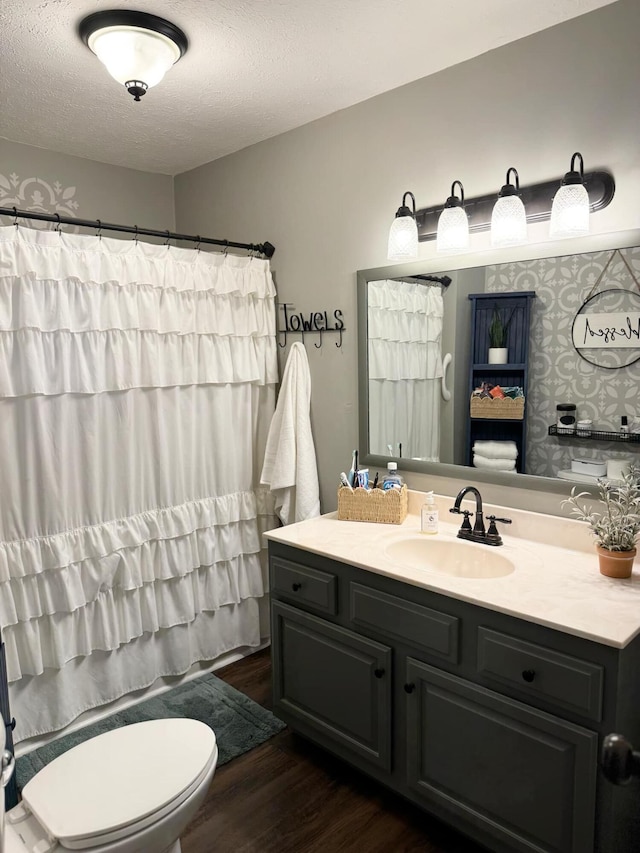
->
[[260, 342, 321, 525]]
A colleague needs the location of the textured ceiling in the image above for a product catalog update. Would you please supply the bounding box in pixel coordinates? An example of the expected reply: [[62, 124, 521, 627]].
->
[[0, 0, 618, 176]]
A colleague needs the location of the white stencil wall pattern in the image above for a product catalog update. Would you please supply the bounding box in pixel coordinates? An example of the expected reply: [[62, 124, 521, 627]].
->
[[485, 248, 640, 478], [0, 171, 80, 228]]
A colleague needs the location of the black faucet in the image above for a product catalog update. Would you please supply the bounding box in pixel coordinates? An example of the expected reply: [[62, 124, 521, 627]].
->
[[449, 485, 512, 546]]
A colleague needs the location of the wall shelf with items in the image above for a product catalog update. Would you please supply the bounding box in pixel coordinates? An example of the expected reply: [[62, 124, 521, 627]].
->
[[548, 425, 640, 444], [466, 292, 536, 472]]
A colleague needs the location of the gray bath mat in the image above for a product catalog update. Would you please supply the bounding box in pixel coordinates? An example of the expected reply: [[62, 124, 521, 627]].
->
[[16, 672, 286, 790]]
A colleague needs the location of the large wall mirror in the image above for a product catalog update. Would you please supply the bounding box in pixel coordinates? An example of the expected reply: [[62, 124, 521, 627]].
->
[[357, 229, 640, 495]]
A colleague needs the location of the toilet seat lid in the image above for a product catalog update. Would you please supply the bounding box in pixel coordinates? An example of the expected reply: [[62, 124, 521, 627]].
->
[[22, 718, 217, 847]]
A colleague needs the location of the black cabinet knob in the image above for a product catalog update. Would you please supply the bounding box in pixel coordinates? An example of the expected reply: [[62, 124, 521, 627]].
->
[[602, 733, 640, 785], [522, 669, 536, 683], [291, 582, 302, 591], [404, 683, 415, 693], [374, 668, 385, 679]]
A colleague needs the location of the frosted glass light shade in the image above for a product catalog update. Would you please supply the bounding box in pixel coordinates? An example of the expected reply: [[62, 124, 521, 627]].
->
[[88, 26, 181, 89], [491, 195, 528, 247], [549, 184, 590, 237], [436, 206, 469, 253], [387, 216, 418, 260]]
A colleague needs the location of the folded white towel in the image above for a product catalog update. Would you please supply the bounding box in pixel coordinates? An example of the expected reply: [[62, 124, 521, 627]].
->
[[473, 454, 517, 472], [472, 440, 518, 460], [260, 342, 321, 526]]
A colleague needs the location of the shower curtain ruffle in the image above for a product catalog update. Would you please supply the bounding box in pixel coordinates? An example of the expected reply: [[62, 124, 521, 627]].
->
[[0, 224, 278, 743], [367, 279, 443, 461], [0, 330, 277, 396], [367, 279, 443, 381], [3, 553, 265, 680], [0, 277, 276, 335], [0, 492, 259, 579], [0, 226, 276, 297], [11, 602, 261, 742]]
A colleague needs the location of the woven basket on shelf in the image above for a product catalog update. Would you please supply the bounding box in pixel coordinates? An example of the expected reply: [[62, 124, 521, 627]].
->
[[470, 396, 524, 420], [337, 485, 408, 524]]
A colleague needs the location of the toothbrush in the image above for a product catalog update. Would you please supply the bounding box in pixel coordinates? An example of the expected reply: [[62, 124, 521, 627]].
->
[[348, 450, 357, 487], [340, 472, 354, 492]]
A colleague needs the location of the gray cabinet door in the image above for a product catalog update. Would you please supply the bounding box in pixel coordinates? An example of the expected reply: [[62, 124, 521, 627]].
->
[[272, 601, 392, 771], [405, 658, 598, 853]]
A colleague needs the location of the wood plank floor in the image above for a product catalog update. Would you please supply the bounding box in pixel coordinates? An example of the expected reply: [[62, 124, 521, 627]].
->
[[181, 648, 488, 853]]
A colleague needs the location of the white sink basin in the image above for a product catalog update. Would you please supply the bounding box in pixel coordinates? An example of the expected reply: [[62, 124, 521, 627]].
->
[[384, 536, 515, 579]]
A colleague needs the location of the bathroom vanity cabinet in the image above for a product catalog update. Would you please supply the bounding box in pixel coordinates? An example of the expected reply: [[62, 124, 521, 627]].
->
[[268, 542, 640, 853]]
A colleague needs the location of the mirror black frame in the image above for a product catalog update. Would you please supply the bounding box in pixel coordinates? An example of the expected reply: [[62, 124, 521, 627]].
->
[[357, 228, 640, 497]]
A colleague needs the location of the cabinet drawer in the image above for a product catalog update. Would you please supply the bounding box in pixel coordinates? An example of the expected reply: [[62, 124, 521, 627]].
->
[[350, 583, 459, 664], [477, 627, 603, 722], [271, 557, 337, 615]]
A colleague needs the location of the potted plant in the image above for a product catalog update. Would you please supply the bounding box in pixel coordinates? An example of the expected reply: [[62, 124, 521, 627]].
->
[[561, 467, 640, 578], [488, 303, 517, 364]]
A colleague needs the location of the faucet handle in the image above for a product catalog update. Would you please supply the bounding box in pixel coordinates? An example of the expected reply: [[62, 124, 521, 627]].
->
[[486, 515, 512, 525], [450, 508, 473, 533], [486, 515, 512, 544]]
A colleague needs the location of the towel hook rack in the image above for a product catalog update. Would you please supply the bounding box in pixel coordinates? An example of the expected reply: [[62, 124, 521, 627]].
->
[[277, 302, 346, 351]]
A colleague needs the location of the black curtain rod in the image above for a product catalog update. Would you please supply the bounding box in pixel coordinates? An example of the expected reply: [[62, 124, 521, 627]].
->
[[0, 206, 276, 259], [412, 274, 451, 288]]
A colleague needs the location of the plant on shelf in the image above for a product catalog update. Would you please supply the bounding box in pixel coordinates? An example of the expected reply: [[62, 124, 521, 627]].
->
[[487, 303, 517, 364], [561, 466, 640, 578]]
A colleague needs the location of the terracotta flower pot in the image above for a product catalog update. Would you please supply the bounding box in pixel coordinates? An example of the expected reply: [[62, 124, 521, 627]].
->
[[596, 545, 636, 579]]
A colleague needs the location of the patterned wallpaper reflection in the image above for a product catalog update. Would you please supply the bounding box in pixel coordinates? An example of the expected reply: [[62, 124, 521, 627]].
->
[[486, 247, 640, 478]]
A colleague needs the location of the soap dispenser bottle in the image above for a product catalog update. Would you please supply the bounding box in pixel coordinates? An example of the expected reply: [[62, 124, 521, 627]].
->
[[421, 491, 439, 534]]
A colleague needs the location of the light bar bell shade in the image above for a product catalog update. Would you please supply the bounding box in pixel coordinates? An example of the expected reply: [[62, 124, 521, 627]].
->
[[436, 181, 469, 253], [491, 167, 527, 248], [387, 191, 418, 260], [550, 152, 590, 238]]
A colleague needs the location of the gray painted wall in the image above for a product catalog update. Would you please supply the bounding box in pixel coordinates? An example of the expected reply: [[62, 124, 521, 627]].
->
[[0, 139, 175, 231], [174, 0, 640, 515]]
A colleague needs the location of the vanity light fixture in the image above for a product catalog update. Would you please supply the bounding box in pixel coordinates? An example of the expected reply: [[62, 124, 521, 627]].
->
[[436, 181, 469, 253], [491, 167, 528, 248], [409, 160, 614, 245], [387, 191, 419, 261], [79, 10, 189, 101], [549, 152, 590, 238]]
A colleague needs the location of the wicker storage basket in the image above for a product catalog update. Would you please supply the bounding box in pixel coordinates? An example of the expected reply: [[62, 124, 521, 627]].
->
[[337, 485, 408, 524], [470, 396, 525, 420]]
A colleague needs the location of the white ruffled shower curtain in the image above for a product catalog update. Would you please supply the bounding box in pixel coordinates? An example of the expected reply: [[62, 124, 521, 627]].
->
[[0, 225, 278, 743], [368, 279, 443, 461]]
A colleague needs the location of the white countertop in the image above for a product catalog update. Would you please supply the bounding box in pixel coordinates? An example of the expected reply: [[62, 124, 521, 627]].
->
[[264, 491, 640, 649]]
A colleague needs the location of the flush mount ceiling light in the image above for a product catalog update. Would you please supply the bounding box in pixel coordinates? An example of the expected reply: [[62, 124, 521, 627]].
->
[[387, 191, 418, 261], [79, 10, 188, 102], [491, 167, 528, 248], [436, 181, 469, 253], [549, 152, 590, 238]]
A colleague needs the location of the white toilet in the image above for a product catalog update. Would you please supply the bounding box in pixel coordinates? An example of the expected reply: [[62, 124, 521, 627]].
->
[[3, 718, 218, 853]]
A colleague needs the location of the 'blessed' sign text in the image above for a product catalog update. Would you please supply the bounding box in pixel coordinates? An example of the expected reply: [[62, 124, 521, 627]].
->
[[573, 312, 640, 349]]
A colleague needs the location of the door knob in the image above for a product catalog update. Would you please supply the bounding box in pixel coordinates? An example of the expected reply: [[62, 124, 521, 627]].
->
[[404, 683, 415, 693], [374, 668, 385, 679], [291, 582, 302, 591], [521, 669, 536, 683]]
